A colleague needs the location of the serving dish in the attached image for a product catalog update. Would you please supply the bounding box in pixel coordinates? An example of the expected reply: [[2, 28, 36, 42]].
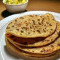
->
[[3, 0, 28, 13], [0, 11, 60, 60]]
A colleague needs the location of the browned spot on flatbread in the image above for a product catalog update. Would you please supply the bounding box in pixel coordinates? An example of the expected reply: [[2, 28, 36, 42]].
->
[[32, 20, 35, 25], [58, 31, 60, 36], [38, 19, 40, 21], [29, 15, 33, 17], [16, 29, 19, 31], [20, 30, 24, 33], [6, 27, 10, 29], [20, 17, 24, 19], [12, 25, 14, 27], [15, 20, 17, 22], [37, 30, 40, 33], [58, 43, 60, 46]]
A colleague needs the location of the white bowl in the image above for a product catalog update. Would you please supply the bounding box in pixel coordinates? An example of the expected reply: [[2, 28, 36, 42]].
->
[[3, 0, 28, 13]]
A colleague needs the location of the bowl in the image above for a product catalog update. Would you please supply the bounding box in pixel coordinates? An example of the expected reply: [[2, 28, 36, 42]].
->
[[3, 0, 28, 13]]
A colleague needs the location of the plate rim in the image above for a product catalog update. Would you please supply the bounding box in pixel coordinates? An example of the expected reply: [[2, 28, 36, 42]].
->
[[0, 10, 60, 21]]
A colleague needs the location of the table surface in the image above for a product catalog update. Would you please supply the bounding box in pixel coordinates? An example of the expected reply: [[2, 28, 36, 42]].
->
[[0, 0, 60, 20]]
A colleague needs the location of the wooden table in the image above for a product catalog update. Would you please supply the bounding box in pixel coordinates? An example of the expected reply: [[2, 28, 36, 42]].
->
[[0, 0, 60, 20]]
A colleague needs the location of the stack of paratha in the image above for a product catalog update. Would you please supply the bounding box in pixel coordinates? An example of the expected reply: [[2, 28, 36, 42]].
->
[[5, 13, 60, 60]]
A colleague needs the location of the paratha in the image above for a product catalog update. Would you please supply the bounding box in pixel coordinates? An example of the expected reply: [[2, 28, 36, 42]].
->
[[6, 13, 56, 38], [6, 37, 60, 54], [5, 13, 60, 59], [6, 38, 60, 58], [6, 22, 60, 48]]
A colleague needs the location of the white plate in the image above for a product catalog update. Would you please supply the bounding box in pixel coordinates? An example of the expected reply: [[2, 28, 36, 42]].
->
[[0, 11, 60, 60]]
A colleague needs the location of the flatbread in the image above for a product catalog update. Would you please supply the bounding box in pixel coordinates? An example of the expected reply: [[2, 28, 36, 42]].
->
[[6, 13, 56, 38], [6, 38, 59, 58], [22, 37, 60, 54], [6, 37, 60, 54], [6, 22, 60, 48]]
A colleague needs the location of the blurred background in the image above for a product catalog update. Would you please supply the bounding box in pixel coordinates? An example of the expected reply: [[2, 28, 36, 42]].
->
[[0, 0, 60, 20]]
